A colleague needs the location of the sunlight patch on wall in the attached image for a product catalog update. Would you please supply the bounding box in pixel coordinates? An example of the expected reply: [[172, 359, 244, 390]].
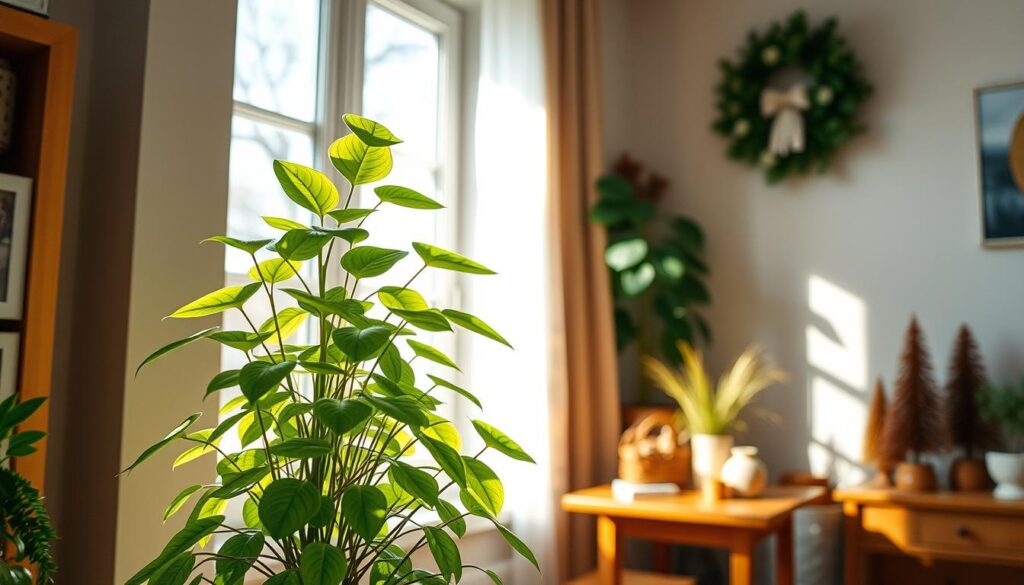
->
[[806, 275, 868, 485]]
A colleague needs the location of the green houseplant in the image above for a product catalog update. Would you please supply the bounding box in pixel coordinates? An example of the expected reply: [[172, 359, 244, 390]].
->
[[0, 394, 57, 584], [589, 155, 711, 404], [978, 379, 1024, 500], [127, 114, 537, 584], [644, 342, 785, 501]]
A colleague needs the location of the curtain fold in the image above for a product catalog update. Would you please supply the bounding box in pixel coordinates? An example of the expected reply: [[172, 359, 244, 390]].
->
[[541, 0, 622, 581]]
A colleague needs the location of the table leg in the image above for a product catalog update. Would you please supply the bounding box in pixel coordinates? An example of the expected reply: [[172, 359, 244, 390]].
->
[[843, 502, 862, 585], [776, 518, 794, 585], [597, 515, 623, 585], [729, 530, 755, 585]]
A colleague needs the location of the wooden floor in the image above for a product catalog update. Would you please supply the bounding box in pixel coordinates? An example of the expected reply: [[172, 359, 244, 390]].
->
[[568, 570, 696, 585]]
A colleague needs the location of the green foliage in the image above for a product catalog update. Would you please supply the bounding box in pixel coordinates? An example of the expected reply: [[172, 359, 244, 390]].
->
[[129, 115, 536, 584], [711, 10, 873, 183], [590, 166, 712, 384], [978, 379, 1024, 452], [0, 393, 57, 583]]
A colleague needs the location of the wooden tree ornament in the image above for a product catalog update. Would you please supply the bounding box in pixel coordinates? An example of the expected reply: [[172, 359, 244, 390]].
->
[[883, 317, 944, 465], [946, 324, 999, 458], [863, 378, 889, 465]]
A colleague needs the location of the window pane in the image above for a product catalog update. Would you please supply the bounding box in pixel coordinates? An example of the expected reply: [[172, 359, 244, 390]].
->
[[234, 0, 320, 121], [226, 116, 314, 275]]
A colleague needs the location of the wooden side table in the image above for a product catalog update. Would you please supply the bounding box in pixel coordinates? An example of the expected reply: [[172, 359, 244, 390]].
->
[[561, 485, 828, 585], [835, 488, 1024, 585]]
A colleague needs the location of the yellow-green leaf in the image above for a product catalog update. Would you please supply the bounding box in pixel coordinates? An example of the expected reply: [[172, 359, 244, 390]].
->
[[407, 340, 460, 371], [273, 160, 339, 217], [249, 258, 301, 283], [412, 242, 496, 275], [343, 113, 402, 146], [168, 283, 261, 319], [260, 308, 309, 344], [329, 134, 393, 186], [374, 185, 442, 209], [442, 309, 512, 348], [377, 287, 429, 311]]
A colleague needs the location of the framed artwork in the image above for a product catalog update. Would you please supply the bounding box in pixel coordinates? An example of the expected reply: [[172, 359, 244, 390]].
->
[[976, 81, 1024, 247], [0, 174, 32, 319], [0, 333, 18, 404], [0, 0, 48, 16]]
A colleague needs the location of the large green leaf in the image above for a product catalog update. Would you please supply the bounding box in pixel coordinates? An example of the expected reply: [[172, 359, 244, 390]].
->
[[300, 543, 347, 585], [427, 374, 481, 409], [149, 552, 195, 585], [342, 485, 388, 541], [471, 420, 535, 463], [163, 484, 203, 522], [271, 229, 333, 261], [122, 413, 202, 473], [320, 226, 369, 244], [249, 257, 300, 283], [390, 308, 451, 332], [340, 246, 408, 279], [463, 457, 504, 516], [265, 570, 301, 585], [619, 262, 655, 296], [436, 499, 467, 538], [239, 360, 296, 403], [173, 430, 218, 468], [273, 160, 339, 217], [215, 531, 264, 584], [412, 242, 495, 275], [313, 398, 372, 436], [125, 515, 224, 585], [407, 340, 460, 371], [374, 185, 443, 209], [260, 307, 309, 344], [203, 236, 273, 255], [363, 395, 429, 427], [205, 369, 239, 398], [281, 288, 367, 323], [343, 113, 402, 146], [388, 461, 439, 507], [168, 283, 261, 319], [441, 309, 511, 348], [270, 437, 332, 458], [263, 216, 307, 231], [423, 526, 462, 583], [605, 237, 648, 271], [377, 287, 428, 311], [596, 175, 634, 201], [332, 326, 391, 362], [329, 134, 393, 185], [210, 466, 269, 498], [136, 327, 218, 376], [259, 478, 320, 538], [380, 344, 415, 384], [208, 330, 272, 351], [418, 434, 466, 487], [496, 523, 539, 570]]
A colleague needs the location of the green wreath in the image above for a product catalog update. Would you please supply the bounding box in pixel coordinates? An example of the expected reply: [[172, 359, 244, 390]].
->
[[712, 11, 872, 183]]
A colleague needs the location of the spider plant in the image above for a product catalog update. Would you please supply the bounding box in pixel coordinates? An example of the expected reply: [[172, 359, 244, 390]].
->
[[644, 343, 786, 435]]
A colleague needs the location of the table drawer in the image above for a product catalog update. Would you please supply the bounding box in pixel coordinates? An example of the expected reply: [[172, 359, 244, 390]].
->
[[914, 510, 1024, 556]]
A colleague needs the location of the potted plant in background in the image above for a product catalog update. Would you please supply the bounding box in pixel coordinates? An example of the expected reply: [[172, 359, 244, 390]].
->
[[0, 394, 57, 584], [126, 115, 537, 584], [882, 317, 944, 492], [978, 379, 1024, 500], [644, 343, 785, 502], [945, 325, 999, 491], [590, 155, 712, 413]]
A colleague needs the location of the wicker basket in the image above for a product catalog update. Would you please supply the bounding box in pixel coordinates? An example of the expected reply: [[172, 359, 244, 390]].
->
[[617, 412, 690, 486]]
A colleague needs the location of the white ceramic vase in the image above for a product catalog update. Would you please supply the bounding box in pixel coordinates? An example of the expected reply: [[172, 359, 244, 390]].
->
[[721, 446, 768, 497], [691, 434, 734, 488], [986, 451, 1024, 500]]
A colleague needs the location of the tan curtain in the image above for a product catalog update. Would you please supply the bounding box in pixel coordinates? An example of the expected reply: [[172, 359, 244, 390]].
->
[[542, 0, 621, 580]]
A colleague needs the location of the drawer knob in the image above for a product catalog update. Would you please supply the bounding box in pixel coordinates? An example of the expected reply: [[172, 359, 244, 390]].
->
[[956, 525, 970, 538]]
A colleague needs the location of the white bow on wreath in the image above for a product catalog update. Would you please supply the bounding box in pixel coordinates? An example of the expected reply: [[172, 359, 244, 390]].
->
[[760, 84, 809, 157]]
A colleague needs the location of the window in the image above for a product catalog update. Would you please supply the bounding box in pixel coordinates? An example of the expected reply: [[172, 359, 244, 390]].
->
[[224, 0, 465, 438]]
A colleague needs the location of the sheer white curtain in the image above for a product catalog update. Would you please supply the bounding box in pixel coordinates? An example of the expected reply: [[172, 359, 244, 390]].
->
[[461, 0, 558, 583]]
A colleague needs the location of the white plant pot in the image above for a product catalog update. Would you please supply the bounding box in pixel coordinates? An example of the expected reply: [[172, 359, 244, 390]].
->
[[691, 434, 734, 487], [986, 451, 1024, 500], [721, 446, 768, 497]]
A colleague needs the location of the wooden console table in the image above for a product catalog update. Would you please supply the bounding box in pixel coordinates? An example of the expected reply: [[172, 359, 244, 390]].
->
[[562, 485, 827, 585], [835, 488, 1024, 584]]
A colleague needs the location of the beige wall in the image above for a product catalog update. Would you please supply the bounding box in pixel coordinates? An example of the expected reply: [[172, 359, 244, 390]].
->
[[603, 0, 1024, 484], [114, 0, 236, 581]]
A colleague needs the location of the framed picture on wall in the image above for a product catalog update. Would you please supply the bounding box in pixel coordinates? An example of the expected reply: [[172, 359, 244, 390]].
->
[[0, 333, 19, 404], [0, 174, 32, 319], [0, 0, 48, 16], [975, 81, 1024, 247]]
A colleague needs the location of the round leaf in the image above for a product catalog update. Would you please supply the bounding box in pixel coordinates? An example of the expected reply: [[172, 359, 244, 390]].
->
[[340, 246, 408, 279], [273, 160, 339, 217], [313, 398, 372, 436], [342, 485, 388, 541], [332, 326, 391, 362], [300, 543, 347, 585], [343, 113, 402, 146], [239, 360, 296, 403], [329, 134, 393, 186], [258, 479, 320, 538], [604, 237, 648, 271]]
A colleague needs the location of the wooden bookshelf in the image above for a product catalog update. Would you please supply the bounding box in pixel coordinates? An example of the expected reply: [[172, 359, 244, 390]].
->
[[0, 4, 77, 491]]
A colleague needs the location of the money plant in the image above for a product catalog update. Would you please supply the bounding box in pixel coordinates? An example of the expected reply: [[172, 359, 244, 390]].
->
[[126, 114, 537, 585]]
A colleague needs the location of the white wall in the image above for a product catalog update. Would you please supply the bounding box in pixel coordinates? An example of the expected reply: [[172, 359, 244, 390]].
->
[[603, 0, 1024, 485]]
